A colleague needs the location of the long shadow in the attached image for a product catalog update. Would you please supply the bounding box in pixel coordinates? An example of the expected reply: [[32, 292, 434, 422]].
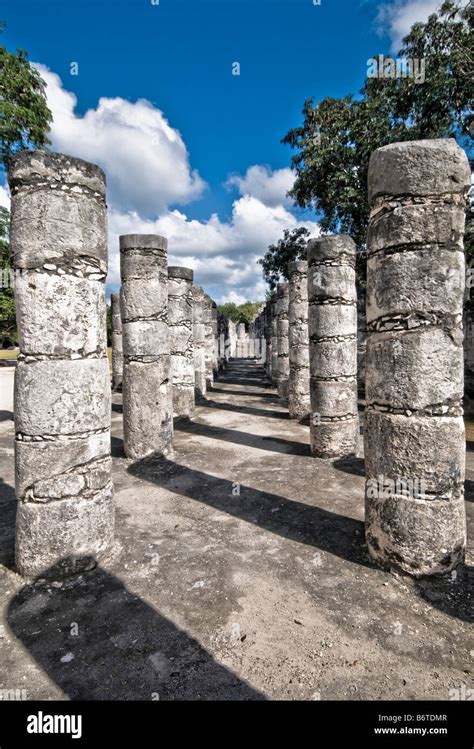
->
[[209, 387, 276, 399], [175, 419, 309, 455], [203, 399, 288, 421], [0, 478, 16, 569], [414, 566, 473, 624], [333, 455, 365, 477], [7, 561, 264, 700], [128, 455, 369, 568], [464, 479, 474, 503]]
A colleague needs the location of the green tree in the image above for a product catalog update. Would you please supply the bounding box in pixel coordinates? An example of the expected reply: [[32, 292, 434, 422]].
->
[[282, 1, 473, 268], [258, 226, 311, 290], [217, 300, 263, 327], [0, 45, 52, 168], [0, 206, 16, 346]]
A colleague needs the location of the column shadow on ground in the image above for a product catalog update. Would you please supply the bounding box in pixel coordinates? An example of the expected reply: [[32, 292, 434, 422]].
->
[[7, 561, 265, 700], [0, 478, 16, 569], [127, 456, 473, 624], [127, 455, 369, 568], [202, 399, 289, 421], [175, 419, 309, 455]]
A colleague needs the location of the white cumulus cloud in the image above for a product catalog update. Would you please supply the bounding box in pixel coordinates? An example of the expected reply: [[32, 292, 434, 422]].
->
[[376, 0, 442, 52], [36, 64, 206, 216], [6, 66, 320, 302], [226, 164, 294, 207]]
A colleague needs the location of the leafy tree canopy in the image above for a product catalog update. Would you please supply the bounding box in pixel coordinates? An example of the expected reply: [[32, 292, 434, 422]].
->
[[258, 227, 311, 290], [218, 300, 263, 326], [0, 45, 52, 168], [274, 0, 473, 285]]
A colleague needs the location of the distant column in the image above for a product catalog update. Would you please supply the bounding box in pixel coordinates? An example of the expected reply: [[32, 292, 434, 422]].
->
[[288, 261, 310, 420], [276, 283, 290, 401], [365, 139, 470, 576], [203, 293, 214, 388], [192, 285, 207, 399], [111, 292, 123, 391], [271, 300, 278, 382], [307, 235, 359, 458], [120, 234, 172, 459], [168, 266, 194, 419], [9, 151, 114, 577]]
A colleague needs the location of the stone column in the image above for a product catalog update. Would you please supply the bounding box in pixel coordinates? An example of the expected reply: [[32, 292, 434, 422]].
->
[[288, 261, 310, 421], [168, 266, 194, 419], [9, 150, 114, 577], [271, 300, 278, 382], [264, 301, 272, 379], [120, 234, 172, 459], [307, 235, 359, 458], [365, 139, 470, 576], [211, 301, 219, 378], [276, 283, 290, 400], [111, 292, 123, 390], [192, 285, 207, 399], [203, 293, 215, 388]]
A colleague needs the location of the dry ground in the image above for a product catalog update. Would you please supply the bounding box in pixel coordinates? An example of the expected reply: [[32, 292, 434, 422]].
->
[[0, 360, 472, 700]]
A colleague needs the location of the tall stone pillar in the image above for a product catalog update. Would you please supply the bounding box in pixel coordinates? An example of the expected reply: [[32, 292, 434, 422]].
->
[[365, 139, 470, 576], [192, 285, 207, 399], [211, 301, 219, 378], [264, 301, 272, 379], [271, 300, 278, 382], [111, 292, 123, 391], [203, 293, 214, 388], [9, 151, 114, 577], [168, 266, 194, 419], [307, 235, 359, 458], [276, 283, 290, 400], [120, 234, 172, 459], [288, 261, 310, 420]]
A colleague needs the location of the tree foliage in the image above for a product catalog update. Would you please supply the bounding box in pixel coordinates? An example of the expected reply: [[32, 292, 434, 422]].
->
[[218, 300, 263, 326], [0, 206, 16, 345], [258, 227, 311, 290], [0, 45, 52, 168], [281, 0, 473, 268]]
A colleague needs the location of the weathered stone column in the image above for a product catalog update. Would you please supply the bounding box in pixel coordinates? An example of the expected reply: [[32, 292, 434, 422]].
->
[[264, 301, 272, 379], [111, 292, 123, 391], [192, 285, 207, 399], [276, 283, 290, 400], [307, 235, 359, 458], [211, 301, 219, 378], [203, 294, 213, 387], [9, 151, 114, 577], [365, 139, 470, 576], [271, 300, 278, 382], [168, 266, 194, 419], [288, 261, 310, 420], [120, 234, 172, 459]]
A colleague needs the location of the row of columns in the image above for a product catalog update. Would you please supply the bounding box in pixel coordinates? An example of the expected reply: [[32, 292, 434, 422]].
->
[[248, 138, 470, 578], [8, 138, 470, 580]]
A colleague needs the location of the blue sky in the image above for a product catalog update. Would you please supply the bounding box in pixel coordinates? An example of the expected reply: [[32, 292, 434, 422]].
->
[[0, 0, 441, 302]]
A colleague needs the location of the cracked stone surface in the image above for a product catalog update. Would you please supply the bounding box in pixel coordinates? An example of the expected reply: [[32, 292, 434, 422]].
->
[[365, 139, 471, 577], [168, 267, 194, 419], [120, 234, 172, 460], [7, 151, 113, 578], [308, 235, 359, 459], [111, 293, 123, 391], [0, 360, 472, 700], [288, 261, 310, 421]]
